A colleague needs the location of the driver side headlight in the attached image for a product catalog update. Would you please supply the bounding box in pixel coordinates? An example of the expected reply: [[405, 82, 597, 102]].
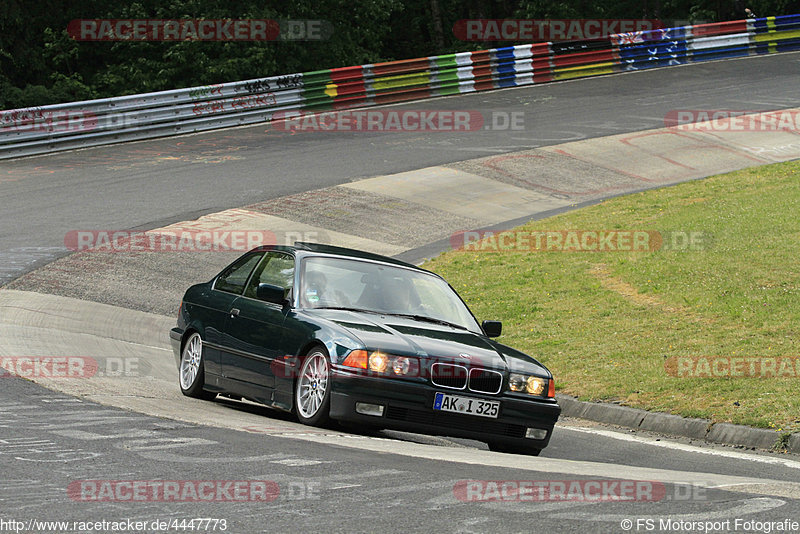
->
[[342, 350, 420, 377]]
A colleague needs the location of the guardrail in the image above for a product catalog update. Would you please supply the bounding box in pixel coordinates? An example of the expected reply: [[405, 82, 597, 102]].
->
[[2, 14, 799, 160]]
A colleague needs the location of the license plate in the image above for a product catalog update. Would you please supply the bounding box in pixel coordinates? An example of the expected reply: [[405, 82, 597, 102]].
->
[[433, 392, 500, 418]]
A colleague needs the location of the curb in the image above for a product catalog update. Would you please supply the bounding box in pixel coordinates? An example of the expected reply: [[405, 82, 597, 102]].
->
[[556, 394, 800, 454]]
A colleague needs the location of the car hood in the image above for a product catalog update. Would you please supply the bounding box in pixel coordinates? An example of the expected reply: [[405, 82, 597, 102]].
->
[[305, 309, 549, 374]]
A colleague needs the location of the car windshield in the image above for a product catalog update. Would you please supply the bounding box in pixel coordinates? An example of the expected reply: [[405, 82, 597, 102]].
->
[[300, 256, 482, 333]]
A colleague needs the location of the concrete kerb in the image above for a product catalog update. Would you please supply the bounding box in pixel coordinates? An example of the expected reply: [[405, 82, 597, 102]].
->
[[707, 423, 791, 451], [556, 394, 645, 428], [639, 412, 710, 440], [791, 433, 800, 453], [557, 394, 800, 454]]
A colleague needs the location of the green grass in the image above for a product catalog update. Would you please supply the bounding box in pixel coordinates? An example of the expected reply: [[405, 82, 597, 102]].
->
[[423, 160, 800, 431]]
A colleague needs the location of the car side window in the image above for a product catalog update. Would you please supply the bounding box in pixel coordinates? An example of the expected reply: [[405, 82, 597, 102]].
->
[[214, 253, 264, 295], [244, 252, 295, 300]]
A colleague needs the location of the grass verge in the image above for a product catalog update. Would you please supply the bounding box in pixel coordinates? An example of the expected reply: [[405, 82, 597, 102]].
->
[[424, 160, 800, 431]]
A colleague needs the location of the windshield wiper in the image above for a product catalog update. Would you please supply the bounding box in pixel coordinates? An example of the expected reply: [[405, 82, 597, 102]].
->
[[314, 308, 473, 332], [313, 306, 379, 314], [381, 313, 471, 331]]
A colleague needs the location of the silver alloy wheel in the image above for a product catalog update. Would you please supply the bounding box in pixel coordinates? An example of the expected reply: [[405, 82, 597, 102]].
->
[[180, 333, 202, 390], [296, 351, 329, 419]]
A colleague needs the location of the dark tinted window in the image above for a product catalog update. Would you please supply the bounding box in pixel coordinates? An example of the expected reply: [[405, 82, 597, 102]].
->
[[214, 253, 263, 295]]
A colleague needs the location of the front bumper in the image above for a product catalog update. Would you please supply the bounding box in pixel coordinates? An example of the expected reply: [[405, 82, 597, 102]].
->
[[329, 368, 560, 450]]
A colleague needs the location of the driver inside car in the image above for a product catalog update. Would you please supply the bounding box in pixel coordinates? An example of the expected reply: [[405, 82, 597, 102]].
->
[[302, 270, 328, 307], [383, 276, 420, 313]]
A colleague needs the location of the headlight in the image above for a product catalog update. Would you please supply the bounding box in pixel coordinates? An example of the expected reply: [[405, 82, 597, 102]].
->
[[392, 357, 411, 375], [368, 352, 389, 373], [508, 373, 552, 397], [509, 374, 526, 391], [342, 350, 419, 377]]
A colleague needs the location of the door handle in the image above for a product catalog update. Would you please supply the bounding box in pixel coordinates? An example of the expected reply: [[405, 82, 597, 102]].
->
[[230, 308, 240, 317]]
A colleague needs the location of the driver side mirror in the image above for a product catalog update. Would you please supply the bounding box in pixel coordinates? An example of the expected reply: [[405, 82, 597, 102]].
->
[[256, 283, 289, 306], [482, 320, 502, 338]]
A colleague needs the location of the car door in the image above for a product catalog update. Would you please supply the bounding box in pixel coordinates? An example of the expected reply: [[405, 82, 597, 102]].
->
[[202, 251, 264, 377], [221, 251, 295, 389]]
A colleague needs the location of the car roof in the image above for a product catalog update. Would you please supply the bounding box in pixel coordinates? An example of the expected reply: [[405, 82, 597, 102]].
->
[[252, 242, 426, 272]]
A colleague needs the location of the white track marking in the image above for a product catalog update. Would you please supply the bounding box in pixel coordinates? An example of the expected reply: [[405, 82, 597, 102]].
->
[[561, 426, 800, 470], [549, 496, 785, 522]]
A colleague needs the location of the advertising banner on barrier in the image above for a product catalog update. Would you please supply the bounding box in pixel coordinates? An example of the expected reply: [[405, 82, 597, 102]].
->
[[3, 14, 800, 159]]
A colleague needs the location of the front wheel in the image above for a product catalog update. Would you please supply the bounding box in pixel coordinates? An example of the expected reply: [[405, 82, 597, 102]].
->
[[294, 348, 332, 427], [179, 332, 216, 400]]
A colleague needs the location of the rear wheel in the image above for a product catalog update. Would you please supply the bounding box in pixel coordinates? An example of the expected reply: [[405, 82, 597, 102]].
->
[[488, 442, 541, 456], [294, 348, 332, 427], [179, 332, 216, 400]]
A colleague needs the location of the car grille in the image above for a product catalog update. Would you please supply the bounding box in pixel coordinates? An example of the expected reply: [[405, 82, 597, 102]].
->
[[468, 368, 503, 394], [430, 363, 503, 394], [430, 363, 468, 389], [385, 406, 526, 438]]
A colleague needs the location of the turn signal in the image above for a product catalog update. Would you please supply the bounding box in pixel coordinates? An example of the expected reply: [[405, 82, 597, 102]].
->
[[342, 350, 368, 369]]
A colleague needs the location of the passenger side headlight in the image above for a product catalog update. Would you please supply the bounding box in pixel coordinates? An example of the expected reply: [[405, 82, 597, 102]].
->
[[508, 373, 554, 398]]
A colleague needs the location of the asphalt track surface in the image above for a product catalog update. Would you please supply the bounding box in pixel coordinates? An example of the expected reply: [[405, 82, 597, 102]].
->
[[2, 53, 800, 533], [2, 52, 800, 285], [3, 376, 800, 534]]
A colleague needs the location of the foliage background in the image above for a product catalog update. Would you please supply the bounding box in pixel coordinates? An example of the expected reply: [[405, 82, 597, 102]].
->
[[2, 0, 798, 109]]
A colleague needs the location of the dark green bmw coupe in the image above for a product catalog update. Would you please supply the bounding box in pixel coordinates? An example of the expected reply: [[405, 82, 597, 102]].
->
[[170, 242, 560, 455]]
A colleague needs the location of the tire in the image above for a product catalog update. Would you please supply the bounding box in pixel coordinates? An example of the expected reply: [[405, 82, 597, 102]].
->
[[488, 441, 541, 456], [179, 332, 216, 400], [294, 347, 332, 427]]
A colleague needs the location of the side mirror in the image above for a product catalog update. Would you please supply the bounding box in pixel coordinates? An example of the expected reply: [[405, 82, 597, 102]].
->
[[482, 320, 502, 338], [257, 283, 288, 305]]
